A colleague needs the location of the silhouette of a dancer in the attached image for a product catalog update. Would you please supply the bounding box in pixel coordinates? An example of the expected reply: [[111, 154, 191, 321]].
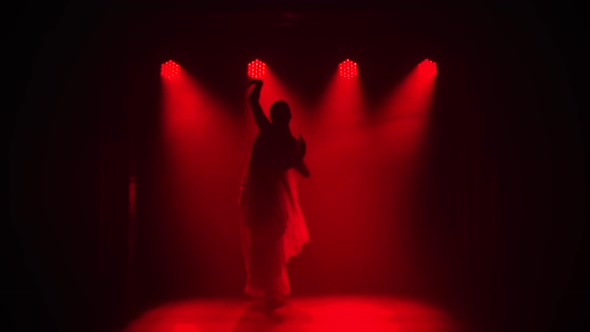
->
[[239, 79, 310, 310]]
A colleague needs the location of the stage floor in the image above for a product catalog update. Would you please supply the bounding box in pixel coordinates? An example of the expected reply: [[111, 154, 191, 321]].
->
[[122, 295, 467, 332]]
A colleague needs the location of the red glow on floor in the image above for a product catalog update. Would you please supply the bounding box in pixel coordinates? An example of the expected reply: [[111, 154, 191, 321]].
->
[[172, 323, 201, 332], [122, 296, 464, 332], [161, 60, 180, 79], [338, 59, 358, 79], [247, 59, 266, 79]]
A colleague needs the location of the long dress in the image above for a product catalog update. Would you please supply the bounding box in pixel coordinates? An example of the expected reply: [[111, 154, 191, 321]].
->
[[238, 126, 309, 297]]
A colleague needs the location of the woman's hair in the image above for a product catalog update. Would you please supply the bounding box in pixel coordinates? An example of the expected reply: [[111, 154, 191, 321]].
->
[[270, 100, 291, 124]]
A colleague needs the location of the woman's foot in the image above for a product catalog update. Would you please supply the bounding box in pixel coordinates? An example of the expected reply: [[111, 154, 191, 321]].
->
[[264, 294, 286, 310]]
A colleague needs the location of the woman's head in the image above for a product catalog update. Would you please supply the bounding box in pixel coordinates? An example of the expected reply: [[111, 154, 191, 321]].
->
[[270, 100, 291, 127]]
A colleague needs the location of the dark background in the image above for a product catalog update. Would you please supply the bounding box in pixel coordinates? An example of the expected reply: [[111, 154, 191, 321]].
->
[[6, 1, 587, 332]]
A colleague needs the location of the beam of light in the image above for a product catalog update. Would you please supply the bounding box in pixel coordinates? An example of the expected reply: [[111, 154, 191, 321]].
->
[[313, 59, 365, 138], [247, 59, 266, 79], [293, 59, 399, 290], [161, 64, 224, 229], [356, 59, 438, 285], [369, 58, 438, 162], [161, 65, 238, 157], [160, 63, 245, 290]]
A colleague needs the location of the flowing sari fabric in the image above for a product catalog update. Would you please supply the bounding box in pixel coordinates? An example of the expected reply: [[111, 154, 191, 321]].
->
[[239, 128, 309, 297]]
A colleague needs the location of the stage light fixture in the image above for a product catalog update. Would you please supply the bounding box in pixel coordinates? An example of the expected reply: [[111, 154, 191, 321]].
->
[[247, 59, 266, 79], [339, 59, 358, 79], [418, 59, 437, 78], [161, 60, 180, 79]]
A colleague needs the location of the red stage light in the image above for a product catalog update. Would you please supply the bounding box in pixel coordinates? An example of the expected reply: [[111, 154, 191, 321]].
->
[[418, 59, 437, 78], [339, 59, 358, 79], [247, 59, 266, 79], [161, 60, 180, 79]]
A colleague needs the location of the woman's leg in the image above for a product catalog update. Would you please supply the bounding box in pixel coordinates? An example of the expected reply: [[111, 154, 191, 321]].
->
[[262, 238, 289, 309]]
